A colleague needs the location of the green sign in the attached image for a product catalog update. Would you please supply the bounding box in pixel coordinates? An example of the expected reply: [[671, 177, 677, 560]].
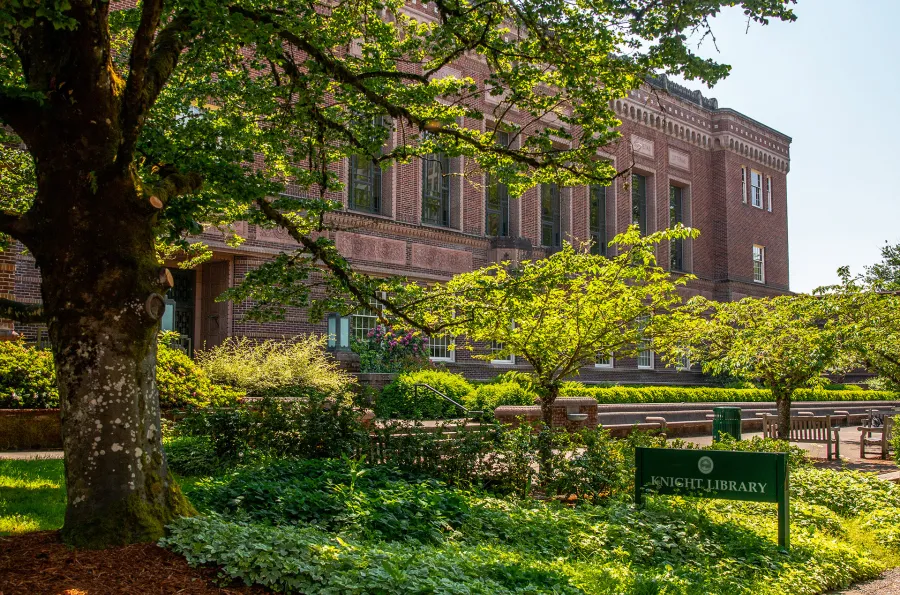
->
[[635, 447, 789, 550]]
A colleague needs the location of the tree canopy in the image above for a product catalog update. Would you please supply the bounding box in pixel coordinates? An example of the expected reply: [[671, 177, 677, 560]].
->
[[0, 0, 796, 547]]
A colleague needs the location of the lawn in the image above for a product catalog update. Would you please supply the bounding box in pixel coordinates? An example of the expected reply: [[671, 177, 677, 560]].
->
[[0, 458, 66, 535]]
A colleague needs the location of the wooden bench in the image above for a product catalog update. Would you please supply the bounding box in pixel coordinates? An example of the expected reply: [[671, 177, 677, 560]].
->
[[762, 414, 840, 460], [860, 417, 895, 460]]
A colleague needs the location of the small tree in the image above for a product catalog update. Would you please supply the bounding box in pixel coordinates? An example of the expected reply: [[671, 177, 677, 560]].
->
[[818, 269, 900, 390], [656, 295, 838, 439], [401, 225, 696, 426]]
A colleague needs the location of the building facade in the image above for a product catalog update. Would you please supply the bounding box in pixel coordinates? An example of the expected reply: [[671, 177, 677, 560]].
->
[[6, 55, 792, 385]]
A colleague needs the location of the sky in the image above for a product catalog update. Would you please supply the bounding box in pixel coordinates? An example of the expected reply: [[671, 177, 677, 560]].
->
[[671, 0, 900, 293]]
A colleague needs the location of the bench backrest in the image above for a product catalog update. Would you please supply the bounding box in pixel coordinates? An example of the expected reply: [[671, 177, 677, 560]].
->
[[762, 414, 833, 441]]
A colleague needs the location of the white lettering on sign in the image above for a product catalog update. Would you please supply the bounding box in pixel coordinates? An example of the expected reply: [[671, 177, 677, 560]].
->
[[650, 476, 768, 494]]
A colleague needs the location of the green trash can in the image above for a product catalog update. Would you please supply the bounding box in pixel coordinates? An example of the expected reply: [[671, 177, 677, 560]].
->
[[712, 407, 742, 441]]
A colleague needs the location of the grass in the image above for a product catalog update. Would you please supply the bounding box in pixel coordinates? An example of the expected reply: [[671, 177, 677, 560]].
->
[[0, 458, 66, 535]]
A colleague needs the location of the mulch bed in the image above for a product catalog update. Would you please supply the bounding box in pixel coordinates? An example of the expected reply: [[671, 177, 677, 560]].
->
[[0, 531, 271, 595]]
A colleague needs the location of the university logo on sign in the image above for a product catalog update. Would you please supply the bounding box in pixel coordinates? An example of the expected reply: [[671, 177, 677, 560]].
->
[[635, 447, 790, 550]]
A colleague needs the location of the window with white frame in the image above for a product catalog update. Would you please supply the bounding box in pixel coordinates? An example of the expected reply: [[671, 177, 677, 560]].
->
[[766, 176, 772, 212], [429, 334, 455, 362], [750, 170, 763, 208], [741, 166, 747, 203], [676, 351, 691, 371], [351, 294, 384, 342], [595, 353, 614, 368], [490, 340, 515, 364], [753, 245, 765, 283], [637, 315, 653, 369]]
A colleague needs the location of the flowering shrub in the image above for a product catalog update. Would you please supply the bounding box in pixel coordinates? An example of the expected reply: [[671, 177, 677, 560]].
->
[[352, 324, 430, 373], [0, 339, 57, 408]]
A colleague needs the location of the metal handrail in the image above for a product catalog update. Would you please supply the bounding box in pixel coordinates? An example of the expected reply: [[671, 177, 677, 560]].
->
[[413, 383, 483, 418]]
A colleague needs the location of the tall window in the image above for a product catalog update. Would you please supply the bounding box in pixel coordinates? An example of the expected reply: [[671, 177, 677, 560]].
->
[[753, 245, 766, 283], [750, 170, 763, 208], [741, 166, 747, 203], [422, 152, 451, 226], [631, 173, 647, 234], [541, 183, 561, 247], [351, 294, 383, 342], [485, 131, 510, 237], [590, 185, 608, 256], [637, 315, 653, 369], [669, 185, 684, 271], [348, 116, 385, 214], [766, 176, 773, 212]]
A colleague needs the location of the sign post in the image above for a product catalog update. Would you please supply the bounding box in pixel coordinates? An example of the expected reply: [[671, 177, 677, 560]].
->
[[635, 448, 789, 550]]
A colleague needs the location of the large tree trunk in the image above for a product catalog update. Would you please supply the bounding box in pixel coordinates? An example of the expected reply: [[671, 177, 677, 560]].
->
[[774, 389, 793, 441], [31, 170, 193, 548]]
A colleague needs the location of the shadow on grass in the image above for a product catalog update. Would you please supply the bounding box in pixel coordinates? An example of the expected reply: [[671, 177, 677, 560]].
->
[[0, 459, 66, 535]]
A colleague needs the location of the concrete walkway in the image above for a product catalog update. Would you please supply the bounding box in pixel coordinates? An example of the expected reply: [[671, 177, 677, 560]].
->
[[0, 450, 63, 460], [830, 569, 900, 594]]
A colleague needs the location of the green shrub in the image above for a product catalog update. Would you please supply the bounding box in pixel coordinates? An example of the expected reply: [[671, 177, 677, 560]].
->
[[0, 339, 57, 408], [464, 382, 536, 413], [559, 384, 899, 404], [164, 435, 221, 477], [790, 467, 900, 517], [157, 334, 244, 409], [195, 335, 355, 398], [375, 370, 473, 418], [351, 324, 430, 373], [177, 393, 367, 465]]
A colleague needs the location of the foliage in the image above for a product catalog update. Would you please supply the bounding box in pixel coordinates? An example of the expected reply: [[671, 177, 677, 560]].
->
[[375, 370, 474, 419], [790, 467, 900, 518], [163, 435, 221, 478], [559, 384, 897, 405], [351, 324, 430, 373], [156, 334, 244, 409], [862, 241, 900, 290], [818, 272, 900, 392], [176, 394, 367, 466], [859, 506, 900, 551], [655, 295, 839, 438], [162, 455, 892, 595], [195, 335, 354, 398], [185, 458, 470, 544], [397, 231, 696, 425], [0, 459, 65, 535], [464, 382, 537, 414], [0, 339, 57, 409]]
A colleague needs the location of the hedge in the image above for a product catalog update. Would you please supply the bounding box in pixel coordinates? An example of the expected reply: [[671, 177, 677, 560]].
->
[[375, 370, 473, 418], [559, 385, 900, 404], [463, 382, 537, 413]]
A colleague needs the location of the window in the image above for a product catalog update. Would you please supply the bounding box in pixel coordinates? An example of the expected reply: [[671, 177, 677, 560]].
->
[[595, 353, 614, 368], [589, 185, 608, 256], [669, 185, 684, 271], [676, 351, 691, 371], [637, 315, 653, 369], [766, 176, 773, 212], [750, 170, 763, 208], [429, 334, 455, 362], [422, 152, 451, 226], [490, 340, 515, 365], [327, 314, 351, 350], [351, 294, 384, 342], [348, 117, 385, 214], [631, 173, 647, 234], [485, 131, 510, 237], [741, 166, 747, 204], [541, 183, 561, 247], [753, 245, 765, 283]]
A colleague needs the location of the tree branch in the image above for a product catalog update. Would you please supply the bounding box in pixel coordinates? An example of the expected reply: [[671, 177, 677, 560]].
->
[[117, 9, 198, 168], [0, 211, 33, 241], [0, 297, 45, 324], [0, 87, 40, 143]]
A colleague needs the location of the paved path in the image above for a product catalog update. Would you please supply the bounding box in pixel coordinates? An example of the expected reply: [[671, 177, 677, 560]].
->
[[0, 450, 63, 460], [830, 569, 900, 594]]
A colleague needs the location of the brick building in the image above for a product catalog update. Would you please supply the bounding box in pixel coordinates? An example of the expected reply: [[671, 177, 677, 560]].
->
[[5, 48, 792, 385]]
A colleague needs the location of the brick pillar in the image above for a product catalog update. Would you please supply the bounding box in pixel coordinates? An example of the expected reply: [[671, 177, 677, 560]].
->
[[0, 249, 15, 336]]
